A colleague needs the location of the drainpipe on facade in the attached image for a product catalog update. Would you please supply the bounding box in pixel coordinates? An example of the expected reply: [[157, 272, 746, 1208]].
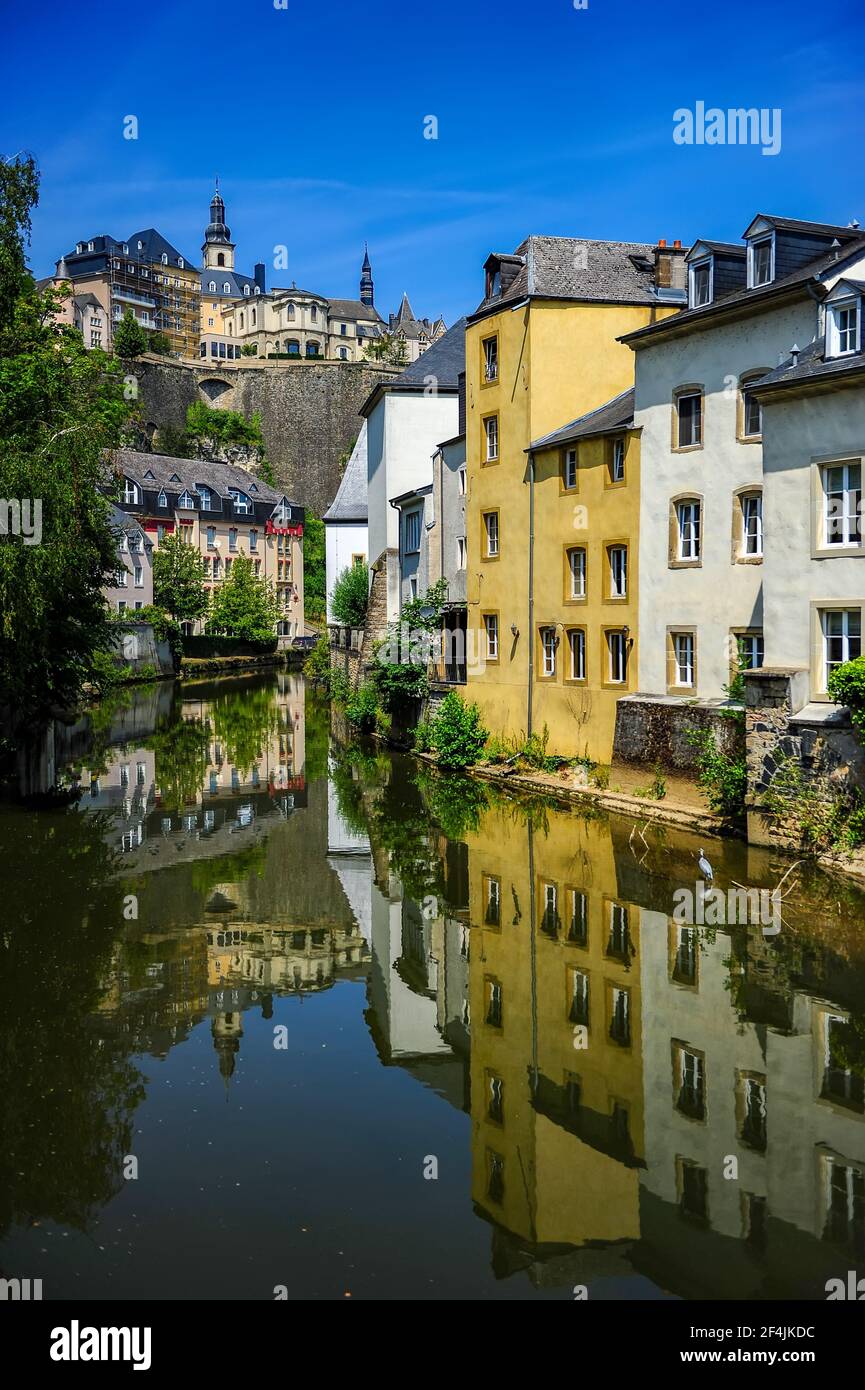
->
[[526, 451, 535, 740]]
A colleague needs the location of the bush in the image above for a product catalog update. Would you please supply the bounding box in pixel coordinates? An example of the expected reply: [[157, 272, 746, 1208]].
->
[[828, 656, 865, 739], [372, 655, 429, 714], [304, 633, 332, 686], [429, 692, 488, 769], [413, 718, 435, 753], [687, 729, 747, 823], [345, 683, 379, 733], [331, 563, 369, 627]]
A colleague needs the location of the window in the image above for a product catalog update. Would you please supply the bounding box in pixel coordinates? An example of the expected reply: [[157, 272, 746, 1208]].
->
[[672, 631, 695, 687], [197, 484, 212, 511], [748, 235, 774, 287], [117, 600, 127, 613], [229, 528, 238, 552], [457, 536, 467, 568], [487, 1150, 505, 1203], [679, 1159, 709, 1224], [607, 629, 627, 684], [157, 490, 168, 508], [676, 1046, 706, 1120], [212, 556, 221, 578], [486, 266, 501, 298], [409, 577, 418, 601], [609, 987, 630, 1045], [228, 488, 251, 514], [404, 510, 421, 553], [340, 323, 347, 336], [458, 465, 467, 496], [485, 978, 503, 1028], [741, 380, 764, 439], [540, 625, 557, 677], [822, 1157, 864, 1253], [339, 348, 348, 359], [735, 631, 765, 671], [610, 437, 625, 483], [672, 926, 697, 985], [487, 1074, 504, 1124], [738, 1073, 767, 1151], [567, 546, 586, 599], [823, 609, 862, 685], [483, 613, 499, 661], [484, 874, 501, 926], [484, 415, 499, 462], [123, 478, 140, 505], [568, 890, 588, 945], [178, 490, 195, 509], [741, 492, 763, 556], [133, 564, 143, 588], [676, 499, 701, 562], [206, 525, 216, 549], [249, 529, 258, 551], [116, 565, 128, 587], [569, 968, 589, 1025], [311, 304, 318, 322], [540, 881, 559, 935], [563, 447, 577, 490], [483, 511, 499, 557], [823, 462, 862, 547], [828, 297, 861, 357], [483, 335, 498, 382], [568, 628, 586, 681], [608, 544, 627, 598], [689, 258, 712, 307], [676, 390, 702, 448], [286, 302, 296, 320]]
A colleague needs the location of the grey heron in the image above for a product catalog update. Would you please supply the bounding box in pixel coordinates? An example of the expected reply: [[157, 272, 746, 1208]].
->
[[697, 848, 714, 884]]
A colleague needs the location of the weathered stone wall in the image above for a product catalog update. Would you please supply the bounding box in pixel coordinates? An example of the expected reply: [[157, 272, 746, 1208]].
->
[[131, 356, 398, 516], [110, 623, 175, 678], [744, 667, 865, 847], [613, 693, 744, 771]]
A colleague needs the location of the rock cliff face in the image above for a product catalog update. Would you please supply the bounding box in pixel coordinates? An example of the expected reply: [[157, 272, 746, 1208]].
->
[[132, 356, 397, 515]]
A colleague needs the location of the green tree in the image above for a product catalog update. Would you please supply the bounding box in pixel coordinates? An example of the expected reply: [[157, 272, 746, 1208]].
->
[[331, 561, 368, 626], [152, 530, 208, 623], [113, 307, 148, 359], [0, 155, 132, 736], [206, 552, 279, 643], [147, 330, 172, 356], [303, 513, 325, 623]]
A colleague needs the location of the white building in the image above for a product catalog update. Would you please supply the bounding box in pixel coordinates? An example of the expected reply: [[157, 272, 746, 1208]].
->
[[361, 319, 466, 625], [624, 215, 865, 700], [323, 421, 369, 623], [755, 286, 865, 700]]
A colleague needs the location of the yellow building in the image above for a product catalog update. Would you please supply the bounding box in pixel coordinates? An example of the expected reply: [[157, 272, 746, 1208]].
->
[[465, 237, 684, 762]]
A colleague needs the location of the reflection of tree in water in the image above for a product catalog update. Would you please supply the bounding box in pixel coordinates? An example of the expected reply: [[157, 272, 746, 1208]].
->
[[145, 715, 211, 812], [413, 767, 489, 842], [210, 685, 280, 778], [0, 807, 145, 1238]]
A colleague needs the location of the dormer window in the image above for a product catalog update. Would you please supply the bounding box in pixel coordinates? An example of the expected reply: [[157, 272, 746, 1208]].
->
[[178, 258, 184, 269], [208, 280, 216, 292], [161, 253, 168, 265], [121, 243, 128, 254], [137, 240, 143, 251], [254, 286, 260, 295], [273, 501, 291, 525], [223, 282, 231, 294], [123, 478, 141, 505], [828, 295, 861, 358], [228, 488, 251, 514], [689, 258, 713, 308], [486, 266, 501, 298], [197, 485, 212, 511], [748, 236, 774, 288], [243, 285, 250, 295], [178, 490, 196, 509], [157, 490, 168, 508], [87, 240, 94, 252]]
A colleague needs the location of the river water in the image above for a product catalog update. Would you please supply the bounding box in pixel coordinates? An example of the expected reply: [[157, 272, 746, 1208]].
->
[[1, 672, 863, 1301]]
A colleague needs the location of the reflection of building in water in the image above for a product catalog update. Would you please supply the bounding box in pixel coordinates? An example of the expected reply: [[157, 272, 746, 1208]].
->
[[638, 906, 865, 1296], [327, 779, 373, 943], [465, 810, 645, 1281], [78, 674, 306, 871]]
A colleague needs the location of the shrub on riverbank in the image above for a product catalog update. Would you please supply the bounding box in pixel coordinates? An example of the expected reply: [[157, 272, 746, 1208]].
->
[[687, 728, 747, 825], [331, 563, 369, 628], [418, 692, 489, 770]]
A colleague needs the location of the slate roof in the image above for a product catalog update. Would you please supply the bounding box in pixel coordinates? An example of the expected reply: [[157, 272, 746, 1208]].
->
[[127, 228, 196, 269], [358, 316, 467, 416], [107, 500, 152, 547], [746, 214, 863, 240], [471, 237, 665, 320], [529, 388, 635, 451], [201, 269, 260, 297], [622, 233, 865, 346], [328, 298, 385, 324], [107, 450, 302, 524], [323, 423, 368, 524], [692, 240, 746, 257], [752, 338, 865, 393]]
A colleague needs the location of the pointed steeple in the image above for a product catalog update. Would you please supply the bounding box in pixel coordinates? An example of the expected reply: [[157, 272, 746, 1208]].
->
[[202, 179, 235, 272], [395, 291, 415, 324], [359, 243, 374, 307]]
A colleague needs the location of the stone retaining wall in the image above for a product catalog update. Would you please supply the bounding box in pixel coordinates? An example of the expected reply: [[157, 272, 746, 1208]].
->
[[613, 693, 744, 770]]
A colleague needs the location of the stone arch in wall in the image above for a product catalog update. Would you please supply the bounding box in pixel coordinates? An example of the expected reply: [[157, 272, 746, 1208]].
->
[[198, 377, 235, 405]]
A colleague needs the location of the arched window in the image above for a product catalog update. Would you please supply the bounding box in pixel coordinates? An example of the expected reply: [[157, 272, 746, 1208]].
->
[[254, 285, 260, 295], [217, 253, 225, 267], [243, 285, 250, 296], [157, 490, 168, 508], [208, 280, 216, 292], [178, 490, 196, 509], [123, 478, 140, 505], [286, 302, 296, 320], [223, 282, 230, 293], [178, 258, 184, 269], [252, 308, 257, 326], [287, 339, 300, 356], [161, 253, 168, 265], [310, 304, 317, 321], [239, 312, 245, 330]]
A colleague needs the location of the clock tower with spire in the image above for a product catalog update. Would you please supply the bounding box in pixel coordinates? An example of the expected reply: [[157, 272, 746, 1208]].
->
[[202, 180, 236, 272]]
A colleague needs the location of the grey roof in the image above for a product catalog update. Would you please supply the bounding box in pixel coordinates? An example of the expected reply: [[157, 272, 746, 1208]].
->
[[107, 500, 152, 547], [529, 388, 635, 451], [396, 317, 467, 387], [74, 292, 103, 310], [471, 237, 666, 319], [390, 483, 433, 508], [753, 338, 865, 392], [327, 297, 385, 323], [111, 450, 298, 507], [691, 240, 746, 257], [127, 228, 196, 269], [323, 423, 368, 524], [745, 213, 863, 239], [623, 233, 865, 345], [201, 269, 260, 297]]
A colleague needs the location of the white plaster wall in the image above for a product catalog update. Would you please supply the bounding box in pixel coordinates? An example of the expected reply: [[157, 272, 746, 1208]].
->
[[761, 386, 865, 680], [325, 521, 368, 622], [634, 301, 819, 696], [366, 391, 458, 619]]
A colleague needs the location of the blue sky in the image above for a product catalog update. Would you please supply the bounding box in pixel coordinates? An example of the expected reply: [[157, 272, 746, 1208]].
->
[[3, 0, 864, 324]]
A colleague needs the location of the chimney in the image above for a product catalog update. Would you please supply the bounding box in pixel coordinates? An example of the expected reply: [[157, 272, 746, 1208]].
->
[[458, 371, 466, 438], [654, 238, 688, 292], [254, 262, 266, 292]]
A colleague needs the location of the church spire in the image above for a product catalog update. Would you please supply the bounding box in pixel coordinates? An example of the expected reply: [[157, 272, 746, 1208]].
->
[[360, 243, 374, 307], [202, 179, 235, 272]]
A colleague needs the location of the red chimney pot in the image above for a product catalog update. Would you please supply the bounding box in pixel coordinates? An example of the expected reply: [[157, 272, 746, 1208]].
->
[[673, 239, 682, 249], [658, 239, 667, 247]]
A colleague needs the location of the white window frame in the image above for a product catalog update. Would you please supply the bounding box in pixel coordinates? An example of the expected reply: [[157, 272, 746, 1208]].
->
[[540, 625, 557, 677], [123, 478, 140, 505], [611, 437, 625, 483], [484, 511, 499, 557], [484, 613, 499, 660], [609, 545, 628, 598], [456, 536, 467, 568], [458, 466, 467, 496], [822, 608, 862, 687], [564, 447, 577, 489], [823, 461, 862, 548], [568, 546, 586, 598], [742, 492, 763, 556], [568, 628, 586, 680], [404, 509, 422, 554], [677, 499, 701, 561], [673, 631, 695, 686], [483, 336, 498, 382], [828, 296, 861, 358], [747, 233, 775, 288], [607, 629, 627, 684], [484, 415, 499, 462], [689, 257, 713, 308]]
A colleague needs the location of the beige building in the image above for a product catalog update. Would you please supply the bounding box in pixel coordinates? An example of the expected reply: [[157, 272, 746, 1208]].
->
[[111, 450, 305, 641], [103, 502, 154, 614]]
